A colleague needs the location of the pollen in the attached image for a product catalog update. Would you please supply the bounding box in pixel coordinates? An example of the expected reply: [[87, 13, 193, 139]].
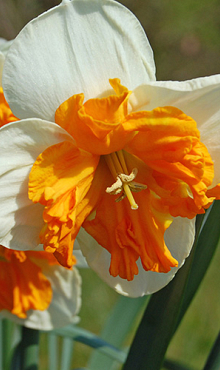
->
[[105, 150, 147, 210]]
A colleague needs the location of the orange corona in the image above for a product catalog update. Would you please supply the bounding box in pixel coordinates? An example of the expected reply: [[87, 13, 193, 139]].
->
[[28, 79, 220, 281]]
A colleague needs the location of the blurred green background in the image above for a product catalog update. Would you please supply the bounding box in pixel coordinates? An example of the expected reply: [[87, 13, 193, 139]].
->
[[0, 0, 220, 369]]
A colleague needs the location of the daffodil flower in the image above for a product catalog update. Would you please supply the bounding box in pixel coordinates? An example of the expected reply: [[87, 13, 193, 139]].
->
[[1, 0, 220, 297], [0, 247, 81, 330]]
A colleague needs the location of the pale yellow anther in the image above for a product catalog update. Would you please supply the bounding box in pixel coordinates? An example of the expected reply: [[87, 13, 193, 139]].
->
[[119, 168, 138, 183], [106, 177, 123, 195]]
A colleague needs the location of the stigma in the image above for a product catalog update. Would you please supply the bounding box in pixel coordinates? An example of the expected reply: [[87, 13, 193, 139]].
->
[[105, 150, 147, 210]]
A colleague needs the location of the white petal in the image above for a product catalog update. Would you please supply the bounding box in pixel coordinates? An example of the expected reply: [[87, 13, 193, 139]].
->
[[0, 40, 13, 84], [0, 39, 13, 55], [129, 75, 220, 186], [77, 217, 195, 297], [73, 249, 89, 268], [0, 265, 82, 330], [0, 119, 73, 250], [3, 0, 155, 121], [0, 38, 7, 46]]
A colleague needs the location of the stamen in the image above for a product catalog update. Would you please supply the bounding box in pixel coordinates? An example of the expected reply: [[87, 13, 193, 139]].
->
[[104, 155, 118, 179], [105, 151, 146, 210], [111, 152, 124, 173], [117, 150, 129, 174]]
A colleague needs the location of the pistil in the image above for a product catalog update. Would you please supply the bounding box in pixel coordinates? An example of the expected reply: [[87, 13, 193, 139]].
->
[[123, 183, 139, 210]]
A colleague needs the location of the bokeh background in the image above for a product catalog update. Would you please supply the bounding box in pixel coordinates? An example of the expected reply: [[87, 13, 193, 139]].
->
[[0, 0, 220, 369]]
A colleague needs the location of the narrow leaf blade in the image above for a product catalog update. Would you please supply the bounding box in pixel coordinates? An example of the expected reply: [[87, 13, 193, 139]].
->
[[123, 201, 220, 370], [51, 325, 127, 363], [203, 332, 220, 370]]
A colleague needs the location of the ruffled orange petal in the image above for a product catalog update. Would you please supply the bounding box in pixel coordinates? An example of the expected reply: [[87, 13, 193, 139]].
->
[[126, 107, 216, 218], [206, 184, 220, 199], [124, 105, 199, 140], [0, 246, 52, 318], [51, 159, 111, 267], [55, 79, 135, 155], [83, 156, 177, 281], [0, 87, 19, 127], [29, 140, 99, 267]]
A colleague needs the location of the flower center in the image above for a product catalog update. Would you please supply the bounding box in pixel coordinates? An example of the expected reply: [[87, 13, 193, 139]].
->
[[104, 150, 147, 210]]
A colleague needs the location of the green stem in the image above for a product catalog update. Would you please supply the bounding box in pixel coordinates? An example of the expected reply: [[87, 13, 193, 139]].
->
[[1, 319, 14, 370], [48, 333, 59, 370], [20, 327, 39, 370]]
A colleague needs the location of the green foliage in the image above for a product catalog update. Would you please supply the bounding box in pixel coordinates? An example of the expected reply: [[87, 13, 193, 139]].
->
[[122, 202, 220, 370], [203, 332, 220, 370]]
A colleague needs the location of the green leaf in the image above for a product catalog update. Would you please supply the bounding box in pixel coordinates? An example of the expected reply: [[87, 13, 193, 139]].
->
[[203, 332, 220, 370], [9, 324, 22, 370], [9, 343, 22, 370], [12, 326, 40, 370], [122, 227, 200, 370], [163, 358, 196, 370], [176, 202, 220, 327], [0, 319, 14, 370], [123, 201, 220, 370], [88, 295, 149, 370], [51, 325, 127, 363], [0, 320, 22, 370], [122, 254, 194, 370]]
